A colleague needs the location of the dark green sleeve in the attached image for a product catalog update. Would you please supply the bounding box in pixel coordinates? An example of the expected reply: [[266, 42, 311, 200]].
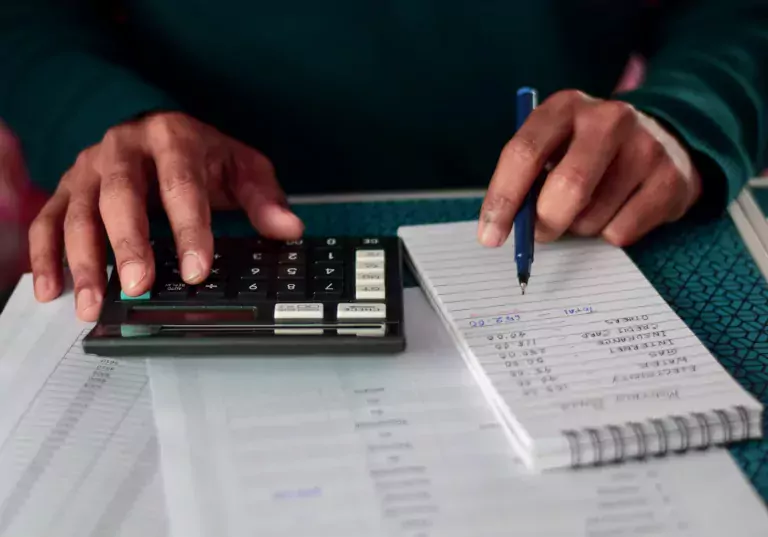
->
[[0, 1, 179, 193], [616, 0, 768, 216]]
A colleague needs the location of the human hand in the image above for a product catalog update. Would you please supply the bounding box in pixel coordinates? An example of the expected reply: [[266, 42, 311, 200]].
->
[[478, 90, 702, 248], [29, 111, 303, 321]]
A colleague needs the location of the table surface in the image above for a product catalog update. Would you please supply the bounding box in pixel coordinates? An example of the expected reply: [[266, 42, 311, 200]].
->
[[9, 195, 767, 503]]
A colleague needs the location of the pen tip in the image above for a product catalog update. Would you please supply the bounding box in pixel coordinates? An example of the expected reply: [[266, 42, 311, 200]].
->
[[520, 282, 527, 295]]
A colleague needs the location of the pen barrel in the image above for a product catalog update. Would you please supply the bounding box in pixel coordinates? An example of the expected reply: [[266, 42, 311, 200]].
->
[[514, 194, 535, 276]]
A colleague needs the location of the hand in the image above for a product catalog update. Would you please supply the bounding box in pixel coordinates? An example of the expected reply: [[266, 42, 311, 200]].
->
[[29, 111, 304, 321], [478, 90, 702, 248]]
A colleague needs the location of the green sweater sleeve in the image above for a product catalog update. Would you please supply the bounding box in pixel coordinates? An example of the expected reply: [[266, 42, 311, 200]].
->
[[0, 1, 179, 193], [617, 0, 768, 216]]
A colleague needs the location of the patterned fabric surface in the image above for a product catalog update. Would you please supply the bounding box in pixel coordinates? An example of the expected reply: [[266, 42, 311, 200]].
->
[[195, 197, 768, 502]]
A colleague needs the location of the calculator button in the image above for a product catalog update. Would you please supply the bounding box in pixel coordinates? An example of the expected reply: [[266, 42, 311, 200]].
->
[[312, 262, 343, 279], [356, 249, 385, 261], [208, 267, 225, 280], [278, 265, 304, 279], [314, 279, 343, 297], [282, 239, 304, 247], [356, 285, 385, 300], [237, 281, 268, 299], [278, 250, 305, 264], [315, 248, 342, 262], [337, 325, 387, 337], [241, 266, 271, 280], [355, 260, 385, 276], [276, 280, 305, 298], [274, 303, 324, 320], [275, 328, 324, 335], [157, 282, 189, 298], [355, 237, 382, 247], [195, 282, 226, 299], [356, 273, 384, 286], [311, 237, 344, 248], [120, 290, 151, 301], [250, 251, 272, 263], [337, 303, 386, 319]]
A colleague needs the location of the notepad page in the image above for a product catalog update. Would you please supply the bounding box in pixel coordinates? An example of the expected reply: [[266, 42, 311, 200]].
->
[[0, 275, 168, 537], [398, 221, 763, 470], [148, 289, 768, 537]]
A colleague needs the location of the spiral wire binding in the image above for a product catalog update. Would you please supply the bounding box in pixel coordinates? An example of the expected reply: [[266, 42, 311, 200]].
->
[[562, 405, 754, 467]]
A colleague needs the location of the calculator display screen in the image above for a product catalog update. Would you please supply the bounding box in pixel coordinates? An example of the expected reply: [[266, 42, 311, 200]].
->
[[127, 309, 257, 324]]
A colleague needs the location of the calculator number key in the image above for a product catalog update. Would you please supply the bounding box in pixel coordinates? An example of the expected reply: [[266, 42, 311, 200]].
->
[[315, 248, 342, 262], [278, 265, 305, 279], [277, 281, 306, 298], [314, 279, 343, 298], [241, 266, 271, 280], [278, 250, 304, 264], [313, 262, 343, 280], [238, 281, 267, 299]]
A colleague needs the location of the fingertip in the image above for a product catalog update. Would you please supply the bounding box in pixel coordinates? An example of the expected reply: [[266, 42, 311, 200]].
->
[[478, 219, 505, 248], [253, 205, 305, 239], [34, 274, 62, 302], [76, 287, 103, 321], [119, 261, 150, 295]]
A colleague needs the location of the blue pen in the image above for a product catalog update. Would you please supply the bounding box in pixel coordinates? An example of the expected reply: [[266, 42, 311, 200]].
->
[[513, 87, 544, 295]]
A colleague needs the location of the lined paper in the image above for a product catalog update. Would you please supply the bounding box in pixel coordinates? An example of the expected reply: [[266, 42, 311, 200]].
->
[[398, 221, 763, 470], [148, 289, 768, 537], [0, 276, 167, 537]]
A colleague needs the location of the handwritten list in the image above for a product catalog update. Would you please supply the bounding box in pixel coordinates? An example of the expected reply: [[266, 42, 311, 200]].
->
[[398, 221, 762, 470]]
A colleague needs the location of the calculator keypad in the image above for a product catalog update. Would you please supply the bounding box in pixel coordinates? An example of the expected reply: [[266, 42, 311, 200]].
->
[[93, 235, 405, 355]]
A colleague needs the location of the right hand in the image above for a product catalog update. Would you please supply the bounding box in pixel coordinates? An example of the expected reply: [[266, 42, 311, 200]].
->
[[29, 111, 304, 321]]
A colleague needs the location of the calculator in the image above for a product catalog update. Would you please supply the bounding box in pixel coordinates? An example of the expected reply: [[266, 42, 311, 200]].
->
[[82, 236, 406, 356]]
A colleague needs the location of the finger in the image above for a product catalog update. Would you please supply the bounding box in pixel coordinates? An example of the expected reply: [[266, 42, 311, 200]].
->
[[98, 133, 155, 296], [151, 139, 213, 285], [230, 143, 304, 239], [478, 90, 584, 247], [570, 130, 666, 236], [601, 163, 688, 247], [64, 174, 107, 321], [535, 100, 637, 242], [28, 188, 69, 302]]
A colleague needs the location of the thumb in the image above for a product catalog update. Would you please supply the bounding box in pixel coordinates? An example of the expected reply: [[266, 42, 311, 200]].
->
[[230, 144, 304, 239]]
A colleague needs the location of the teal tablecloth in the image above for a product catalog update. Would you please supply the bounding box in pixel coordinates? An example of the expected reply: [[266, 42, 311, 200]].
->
[[154, 197, 768, 502]]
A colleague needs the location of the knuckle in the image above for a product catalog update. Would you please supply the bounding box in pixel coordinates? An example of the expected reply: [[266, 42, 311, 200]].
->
[[502, 136, 540, 167], [160, 164, 198, 195], [549, 89, 585, 107], [28, 214, 53, 240], [590, 101, 637, 134], [637, 133, 666, 165], [555, 167, 592, 206], [64, 200, 95, 232]]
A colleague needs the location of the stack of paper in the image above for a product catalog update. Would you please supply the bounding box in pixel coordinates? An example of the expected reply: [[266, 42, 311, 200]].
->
[[1, 276, 767, 537]]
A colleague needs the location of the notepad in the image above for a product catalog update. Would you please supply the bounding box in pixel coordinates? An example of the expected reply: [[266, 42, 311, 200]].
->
[[147, 289, 768, 537], [0, 275, 167, 537], [398, 221, 764, 471]]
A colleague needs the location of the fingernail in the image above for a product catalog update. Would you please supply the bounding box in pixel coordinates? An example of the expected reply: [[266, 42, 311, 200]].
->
[[181, 252, 203, 282], [479, 218, 504, 247], [34, 275, 50, 298], [76, 288, 98, 312], [120, 262, 146, 291]]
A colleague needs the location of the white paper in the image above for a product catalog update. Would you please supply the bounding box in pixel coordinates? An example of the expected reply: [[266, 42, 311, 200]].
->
[[0, 275, 167, 537], [398, 221, 763, 470], [149, 288, 768, 537]]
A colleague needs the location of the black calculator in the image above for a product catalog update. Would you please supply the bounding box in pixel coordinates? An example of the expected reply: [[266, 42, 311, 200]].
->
[[82, 236, 405, 356]]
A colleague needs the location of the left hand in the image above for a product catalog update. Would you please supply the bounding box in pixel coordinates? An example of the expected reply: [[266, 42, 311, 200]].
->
[[478, 90, 702, 247]]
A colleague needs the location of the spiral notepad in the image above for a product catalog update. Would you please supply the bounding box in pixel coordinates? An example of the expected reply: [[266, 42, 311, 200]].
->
[[398, 220, 763, 471]]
